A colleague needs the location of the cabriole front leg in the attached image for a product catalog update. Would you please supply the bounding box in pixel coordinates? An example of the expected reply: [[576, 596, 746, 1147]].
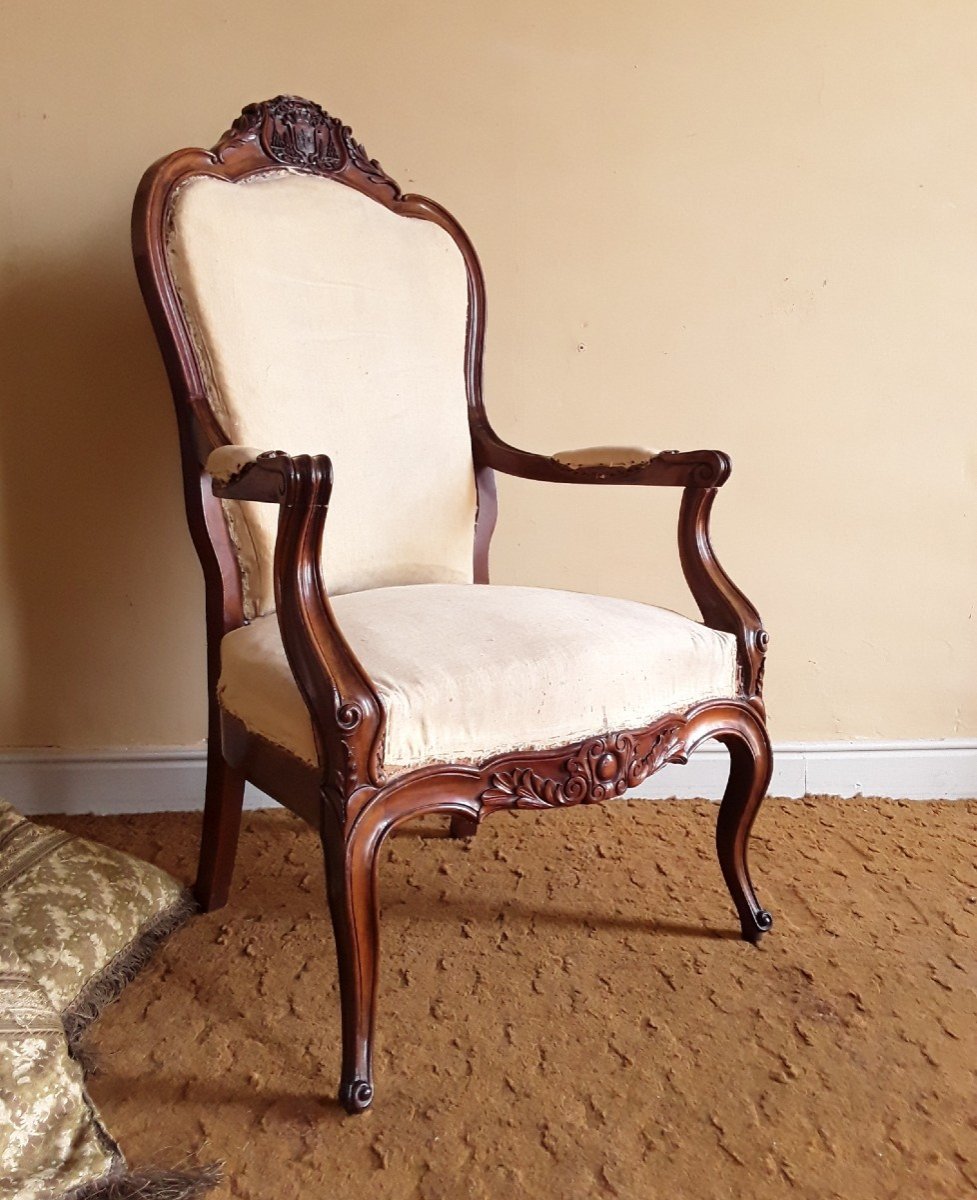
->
[[321, 810, 383, 1114], [321, 785, 484, 1113], [716, 721, 774, 943]]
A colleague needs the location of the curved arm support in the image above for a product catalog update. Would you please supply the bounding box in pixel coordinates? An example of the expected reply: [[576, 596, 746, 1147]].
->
[[473, 424, 730, 488], [271, 455, 387, 812], [212, 448, 386, 812], [678, 486, 767, 707]]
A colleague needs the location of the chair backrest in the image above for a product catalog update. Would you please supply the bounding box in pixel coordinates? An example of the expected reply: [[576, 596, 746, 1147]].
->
[[134, 97, 488, 621]]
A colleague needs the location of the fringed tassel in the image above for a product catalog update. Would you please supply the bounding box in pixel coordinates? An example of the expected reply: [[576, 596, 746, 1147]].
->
[[44, 893, 219, 1200], [68, 1037, 102, 1077], [62, 890, 198, 1052], [63, 1163, 223, 1200]]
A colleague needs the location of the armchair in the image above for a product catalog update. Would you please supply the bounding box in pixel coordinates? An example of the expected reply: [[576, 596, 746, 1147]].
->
[[132, 96, 772, 1115]]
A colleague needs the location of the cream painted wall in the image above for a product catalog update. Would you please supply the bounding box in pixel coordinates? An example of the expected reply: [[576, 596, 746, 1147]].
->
[[0, 1, 974, 750]]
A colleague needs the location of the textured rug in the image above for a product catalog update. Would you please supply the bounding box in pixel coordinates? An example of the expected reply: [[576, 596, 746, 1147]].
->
[[47, 798, 977, 1200]]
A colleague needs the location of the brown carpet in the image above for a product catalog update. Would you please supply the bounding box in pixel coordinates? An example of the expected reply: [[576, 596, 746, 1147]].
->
[[49, 798, 977, 1200]]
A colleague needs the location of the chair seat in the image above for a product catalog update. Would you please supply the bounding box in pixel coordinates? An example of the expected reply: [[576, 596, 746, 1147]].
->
[[218, 584, 739, 774]]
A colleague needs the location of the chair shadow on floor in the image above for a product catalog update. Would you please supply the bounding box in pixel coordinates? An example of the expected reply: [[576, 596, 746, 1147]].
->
[[91, 1071, 345, 1125], [391, 893, 741, 941], [389, 816, 741, 940]]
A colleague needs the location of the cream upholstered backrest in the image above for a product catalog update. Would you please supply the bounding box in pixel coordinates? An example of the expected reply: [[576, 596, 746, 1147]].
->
[[167, 171, 477, 618]]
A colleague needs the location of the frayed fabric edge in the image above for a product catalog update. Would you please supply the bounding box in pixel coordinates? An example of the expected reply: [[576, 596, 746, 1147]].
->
[[62, 889, 198, 1053], [62, 1163, 223, 1200]]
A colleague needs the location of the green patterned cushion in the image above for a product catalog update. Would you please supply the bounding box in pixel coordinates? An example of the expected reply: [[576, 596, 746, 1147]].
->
[[0, 801, 191, 1045], [0, 939, 120, 1200]]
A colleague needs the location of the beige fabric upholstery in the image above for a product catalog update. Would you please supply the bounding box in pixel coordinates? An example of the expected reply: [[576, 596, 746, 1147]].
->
[[552, 445, 658, 468], [168, 171, 477, 618], [218, 583, 738, 772]]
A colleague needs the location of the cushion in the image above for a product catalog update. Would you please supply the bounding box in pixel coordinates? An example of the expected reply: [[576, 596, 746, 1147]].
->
[[218, 583, 739, 773], [0, 941, 119, 1200], [167, 171, 477, 620], [0, 801, 191, 1046], [0, 813, 218, 1199]]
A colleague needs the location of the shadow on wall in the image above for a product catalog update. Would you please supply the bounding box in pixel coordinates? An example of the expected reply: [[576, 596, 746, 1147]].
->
[[0, 235, 207, 750]]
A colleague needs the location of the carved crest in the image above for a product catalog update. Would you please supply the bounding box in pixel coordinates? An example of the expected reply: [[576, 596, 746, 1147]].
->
[[479, 723, 687, 812], [227, 95, 400, 195]]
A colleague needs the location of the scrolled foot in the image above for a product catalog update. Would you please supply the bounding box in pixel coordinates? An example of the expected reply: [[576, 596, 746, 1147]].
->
[[741, 907, 773, 945], [715, 718, 773, 948], [339, 1077, 374, 1114]]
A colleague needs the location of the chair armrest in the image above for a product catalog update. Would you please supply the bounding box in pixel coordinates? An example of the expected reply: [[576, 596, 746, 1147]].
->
[[474, 427, 762, 702], [475, 428, 730, 487], [206, 445, 299, 503], [206, 444, 338, 507], [207, 444, 269, 484]]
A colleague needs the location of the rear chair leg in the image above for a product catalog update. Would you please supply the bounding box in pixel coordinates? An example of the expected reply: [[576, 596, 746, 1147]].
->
[[449, 814, 479, 839], [716, 729, 773, 943], [194, 743, 246, 912]]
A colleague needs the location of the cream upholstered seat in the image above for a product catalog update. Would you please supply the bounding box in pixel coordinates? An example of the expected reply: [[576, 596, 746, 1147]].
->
[[219, 583, 738, 773]]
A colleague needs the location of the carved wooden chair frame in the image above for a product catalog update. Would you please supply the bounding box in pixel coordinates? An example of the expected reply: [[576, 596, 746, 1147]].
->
[[132, 96, 772, 1115]]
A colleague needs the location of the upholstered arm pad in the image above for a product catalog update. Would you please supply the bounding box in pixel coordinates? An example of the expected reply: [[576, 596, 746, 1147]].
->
[[206, 445, 332, 504], [475, 430, 731, 488], [551, 445, 658, 469], [206, 444, 269, 484]]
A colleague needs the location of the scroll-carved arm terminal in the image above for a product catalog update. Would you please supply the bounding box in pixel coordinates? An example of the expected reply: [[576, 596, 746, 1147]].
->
[[207, 446, 386, 809], [471, 426, 766, 707]]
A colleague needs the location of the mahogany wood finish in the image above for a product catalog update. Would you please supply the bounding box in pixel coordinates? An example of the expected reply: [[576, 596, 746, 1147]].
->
[[132, 96, 773, 1115]]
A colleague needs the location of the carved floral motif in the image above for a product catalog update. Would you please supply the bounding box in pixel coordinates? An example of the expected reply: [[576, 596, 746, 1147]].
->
[[479, 723, 687, 811], [339, 125, 399, 192]]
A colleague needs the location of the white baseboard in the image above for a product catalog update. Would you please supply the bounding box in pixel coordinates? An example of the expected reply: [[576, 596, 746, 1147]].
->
[[0, 747, 266, 817], [0, 739, 973, 815], [635, 739, 977, 802]]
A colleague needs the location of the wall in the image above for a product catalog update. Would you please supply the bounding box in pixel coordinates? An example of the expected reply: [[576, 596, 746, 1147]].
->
[[0, 0, 974, 756]]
